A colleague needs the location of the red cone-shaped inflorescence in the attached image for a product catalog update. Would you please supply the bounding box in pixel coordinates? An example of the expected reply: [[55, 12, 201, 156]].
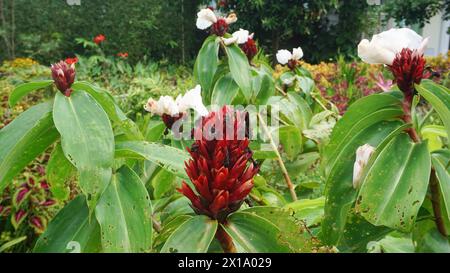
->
[[51, 60, 76, 97], [389, 48, 426, 98], [240, 38, 258, 61], [211, 18, 229, 37], [178, 106, 259, 222]]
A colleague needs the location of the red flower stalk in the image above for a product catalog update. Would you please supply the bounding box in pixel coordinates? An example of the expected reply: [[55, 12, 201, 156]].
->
[[211, 18, 229, 37], [240, 38, 257, 61], [93, 34, 106, 44], [389, 48, 426, 99], [65, 57, 78, 65], [117, 52, 129, 59], [178, 106, 259, 222], [51, 61, 76, 97]]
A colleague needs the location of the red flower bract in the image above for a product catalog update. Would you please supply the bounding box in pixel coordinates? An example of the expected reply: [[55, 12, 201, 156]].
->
[[178, 106, 259, 222], [211, 18, 228, 37], [389, 48, 426, 97], [51, 61, 76, 97], [117, 52, 129, 59], [65, 57, 78, 65], [93, 34, 106, 44], [240, 38, 257, 61]]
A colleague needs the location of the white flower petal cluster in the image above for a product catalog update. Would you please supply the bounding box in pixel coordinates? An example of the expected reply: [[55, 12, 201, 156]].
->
[[357, 28, 429, 65], [352, 144, 376, 189], [196, 8, 237, 30], [196, 8, 218, 30], [144, 85, 208, 117], [276, 47, 304, 65], [222, 28, 254, 45]]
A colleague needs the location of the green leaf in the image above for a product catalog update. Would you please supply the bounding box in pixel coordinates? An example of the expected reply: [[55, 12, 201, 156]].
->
[[0, 101, 59, 192], [367, 235, 415, 253], [222, 212, 291, 253], [211, 73, 239, 106], [225, 44, 253, 102], [194, 36, 220, 103], [161, 215, 217, 253], [253, 67, 275, 105], [356, 133, 431, 231], [416, 80, 450, 138], [0, 236, 27, 253], [416, 228, 450, 253], [72, 81, 143, 140], [95, 166, 152, 253], [9, 80, 53, 107], [151, 168, 177, 199], [241, 207, 314, 252], [323, 93, 403, 176], [154, 215, 192, 249], [432, 149, 450, 221], [284, 197, 325, 227], [115, 141, 190, 179], [46, 143, 75, 201], [53, 91, 114, 210], [278, 125, 303, 161], [321, 120, 404, 245], [34, 195, 102, 253], [421, 125, 447, 152]]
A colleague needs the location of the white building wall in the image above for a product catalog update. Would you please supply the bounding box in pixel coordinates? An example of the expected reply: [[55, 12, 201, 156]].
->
[[421, 12, 449, 56]]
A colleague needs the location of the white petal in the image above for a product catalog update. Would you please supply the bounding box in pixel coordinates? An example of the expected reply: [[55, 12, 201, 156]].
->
[[159, 96, 179, 116], [353, 144, 376, 189], [292, 47, 303, 60], [357, 28, 425, 65], [196, 8, 217, 30], [222, 36, 238, 46], [276, 50, 292, 65], [232, 28, 250, 44], [178, 85, 209, 116]]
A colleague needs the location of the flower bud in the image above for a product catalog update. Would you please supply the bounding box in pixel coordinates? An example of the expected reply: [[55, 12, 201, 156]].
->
[[51, 61, 76, 97]]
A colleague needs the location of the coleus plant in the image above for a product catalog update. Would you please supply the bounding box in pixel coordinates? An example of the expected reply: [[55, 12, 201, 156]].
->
[[321, 28, 450, 252]]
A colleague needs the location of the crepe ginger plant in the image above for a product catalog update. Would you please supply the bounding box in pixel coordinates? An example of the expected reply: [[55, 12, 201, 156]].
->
[[0, 7, 331, 253], [321, 28, 450, 251]]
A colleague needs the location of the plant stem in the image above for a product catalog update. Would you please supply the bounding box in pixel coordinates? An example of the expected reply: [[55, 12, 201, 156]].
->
[[402, 97, 420, 143], [257, 113, 298, 201], [215, 226, 236, 253], [430, 168, 448, 237], [151, 214, 161, 233]]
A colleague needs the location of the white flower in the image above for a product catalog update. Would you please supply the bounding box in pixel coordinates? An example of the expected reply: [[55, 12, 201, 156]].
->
[[358, 28, 429, 65], [196, 8, 218, 30], [222, 28, 254, 45], [225, 13, 237, 25], [144, 85, 208, 117], [276, 47, 304, 65], [176, 85, 209, 116], [292, 47, 304, 60], [353, 144, 376, 189]]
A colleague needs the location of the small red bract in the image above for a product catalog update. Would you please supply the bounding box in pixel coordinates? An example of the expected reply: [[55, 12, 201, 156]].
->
[[93, 34, 106, 44], [211, 18, 228, 37], [240, 38, 258, 61], [389, 48, 426, 97], [65, 57, 78, 65], [178, 106, 259, 222]]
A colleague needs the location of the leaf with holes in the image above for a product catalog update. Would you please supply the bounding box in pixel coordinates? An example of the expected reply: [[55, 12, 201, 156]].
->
[[95, 166, 152, 252], [53, 91, 114, 210], [34, 195, 101, 253], [221, 212, 290, 253], [356, 133, 431, 232]]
